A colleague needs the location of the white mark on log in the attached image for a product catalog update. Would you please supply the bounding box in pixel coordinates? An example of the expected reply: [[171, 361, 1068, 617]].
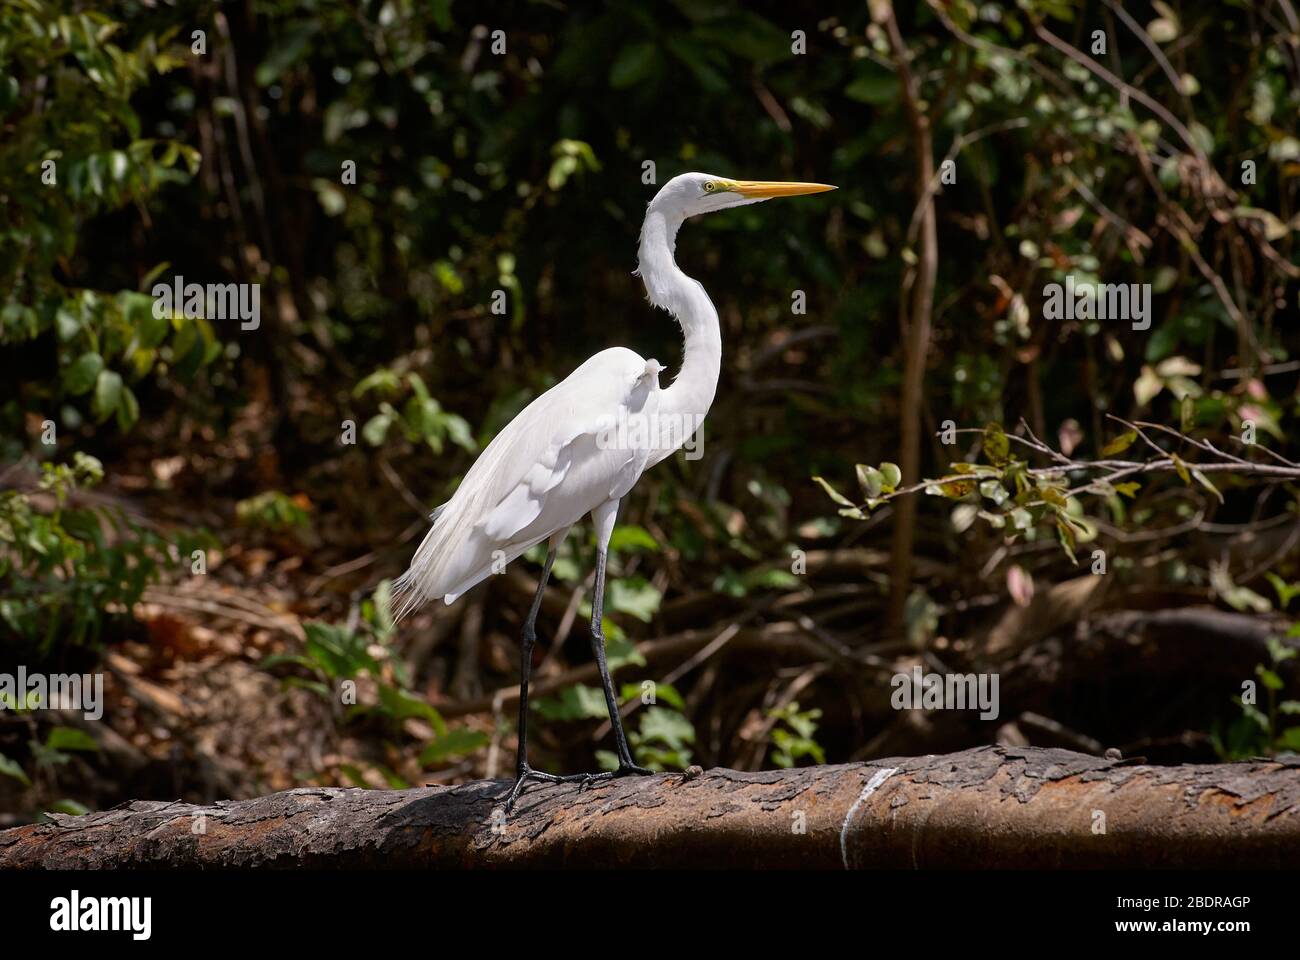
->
[[840, 767, 896, 869]]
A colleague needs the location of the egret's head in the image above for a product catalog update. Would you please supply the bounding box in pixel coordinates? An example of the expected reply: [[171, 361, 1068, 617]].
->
[[650, 172, 836, 220]]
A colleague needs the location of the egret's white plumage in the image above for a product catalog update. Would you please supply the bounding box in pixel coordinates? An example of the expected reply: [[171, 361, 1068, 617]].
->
[[392, 346, 662, 615], [392, 173, 835, 622]]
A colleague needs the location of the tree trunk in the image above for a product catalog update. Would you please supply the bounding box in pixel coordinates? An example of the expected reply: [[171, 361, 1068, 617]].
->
[[879, 0, 939, 631], [2, 746, 1297, 869]]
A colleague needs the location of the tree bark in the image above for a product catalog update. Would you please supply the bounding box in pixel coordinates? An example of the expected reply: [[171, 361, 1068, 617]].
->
[[3, 746, 1297, 869]]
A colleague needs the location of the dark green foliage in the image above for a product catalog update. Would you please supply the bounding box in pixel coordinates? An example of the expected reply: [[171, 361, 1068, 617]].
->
[[1, 2, 208, 439], [0, 453, 211, 654]]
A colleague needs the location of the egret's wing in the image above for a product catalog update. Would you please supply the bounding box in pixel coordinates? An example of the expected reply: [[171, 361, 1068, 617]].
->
[[393, 348, 661, 617]]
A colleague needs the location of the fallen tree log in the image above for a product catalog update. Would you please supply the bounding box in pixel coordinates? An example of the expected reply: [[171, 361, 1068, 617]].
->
[[2, 746, 1297, 868]]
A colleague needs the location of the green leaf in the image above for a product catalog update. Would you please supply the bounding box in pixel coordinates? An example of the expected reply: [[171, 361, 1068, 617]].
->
[[259, 652, 320, 672], [879, 462, 902, 491], [1265, 573, 1300, 609], [419, 728, 489, 765], [1276, 727, 1300, 751], [442, 414, 475, 451], [353, 368, 401, 398], [116, 384, 139, 430], [255, 21, 320, 87], [63, 352, 103, 395], [0, 752, 31, 786], [978, 479, 1009, 506], [430, 0, 453, 30], [282, 677, 332, 699], [609, 525, 659, 553], [748, 568, 801, 590], [845, 65, 898, 104], [301, 620, 377, 678], [603, 627, 642, 668], [1256, 666, 1284, 691], [608, 577, 661, 623], [406, 372, 433, 402], [1056, 517, 1078, 563], [55, 306, 81, 341], [621, 681, 686, 711], [532, 684, 610, 721], [91, 369, 123, 423], [46, 799, 90, 817], [927, 478, 977, 499], [372, 766, 410, 790], [638, 707, 695, 750], [375, 683, 444, 728], [1101, 431, 1136, 456], [1037, 482, 1068, 508], [1268, 636, 1298, 663], [1170, 453, 1191, 485], [812, 475, 856, 508], [1223, 585, 1271, 614], [1241, 702, 1270, 732], [983, 423, 1010, 465], [45, 727, 99, 752], [362, 412, 393, 446], [855, 464, 883, 499], [337, 763, 370, 788], [1191, 467, 1222, 503], [610, 43, 657, 89]]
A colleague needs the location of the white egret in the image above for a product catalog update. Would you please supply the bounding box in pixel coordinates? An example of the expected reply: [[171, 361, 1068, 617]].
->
[[393, 172, 836, 809]]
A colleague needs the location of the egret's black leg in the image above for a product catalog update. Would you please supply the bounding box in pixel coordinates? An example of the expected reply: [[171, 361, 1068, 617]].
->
[[588, 545, 652, 777], [503, 546, 558, 812]]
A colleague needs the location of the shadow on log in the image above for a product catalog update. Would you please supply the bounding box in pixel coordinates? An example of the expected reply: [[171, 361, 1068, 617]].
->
[[2, 746, 1298, 869]]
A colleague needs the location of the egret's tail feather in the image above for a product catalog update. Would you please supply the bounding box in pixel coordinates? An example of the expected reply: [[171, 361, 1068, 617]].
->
[[390, 498, 515, 621], [391, 505, 451, 622], [390, 568, 428, 624]]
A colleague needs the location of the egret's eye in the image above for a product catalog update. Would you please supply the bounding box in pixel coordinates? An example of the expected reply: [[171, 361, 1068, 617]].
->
[[703, 181, 717, 193]]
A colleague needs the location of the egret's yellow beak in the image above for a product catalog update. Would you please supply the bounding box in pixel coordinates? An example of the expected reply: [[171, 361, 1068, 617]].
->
[[731, 180, 837, 198]]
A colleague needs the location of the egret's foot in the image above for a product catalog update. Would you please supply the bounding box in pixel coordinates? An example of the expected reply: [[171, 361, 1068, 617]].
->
[[503, 763, 657, 811], [564, 770, 614, 788], [565, 763, 655, 790], [502, 765, 565, 812], [556, 770, 608, 784]]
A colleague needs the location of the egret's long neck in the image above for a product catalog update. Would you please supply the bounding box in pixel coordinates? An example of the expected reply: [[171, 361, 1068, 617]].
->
[[636, 208, 721, 421]]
